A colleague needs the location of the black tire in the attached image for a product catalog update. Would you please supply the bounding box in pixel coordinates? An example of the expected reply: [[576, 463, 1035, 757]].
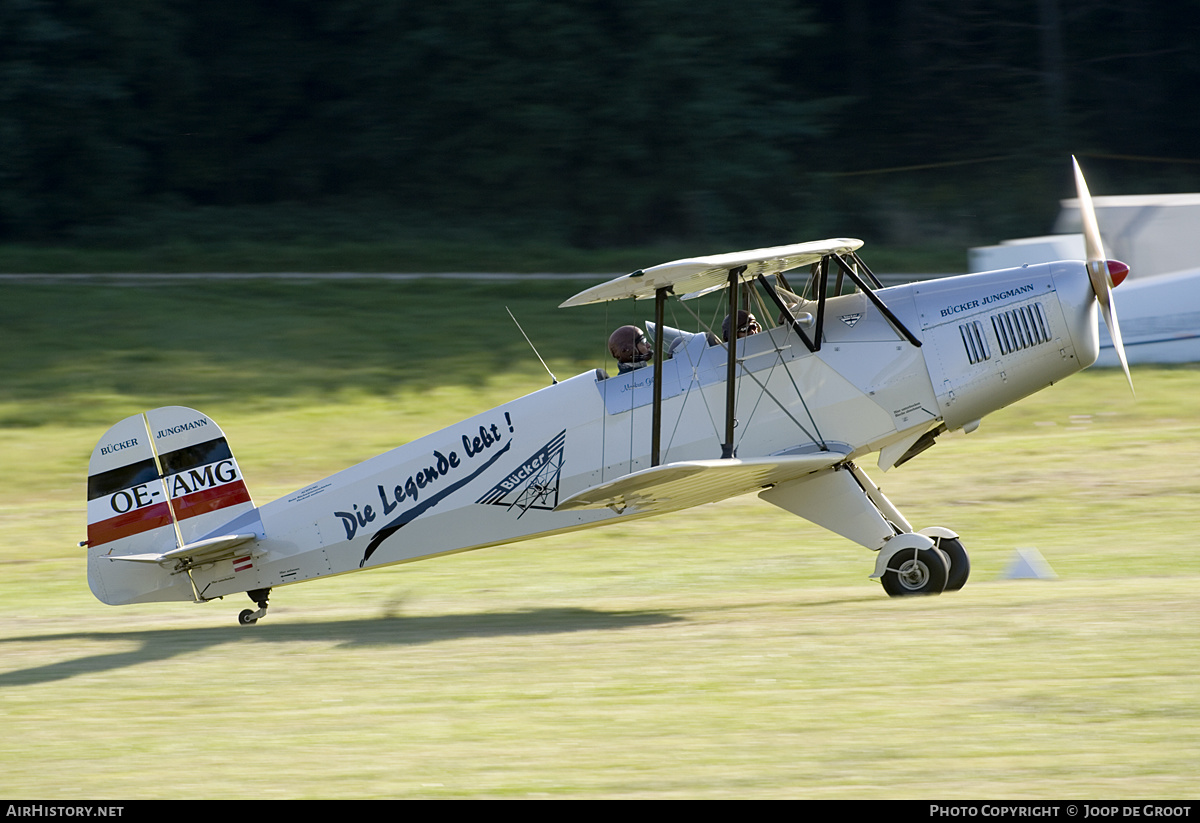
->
[[881, 546, 949, 597], [238, 609, 258, 626], [936, 537, 970, 592]]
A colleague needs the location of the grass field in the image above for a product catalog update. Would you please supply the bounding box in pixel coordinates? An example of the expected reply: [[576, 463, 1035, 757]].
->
[[1, 278, 1198, 799]]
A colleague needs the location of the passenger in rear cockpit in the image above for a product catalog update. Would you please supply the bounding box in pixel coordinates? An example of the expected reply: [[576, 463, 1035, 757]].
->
[[722, 310, 761, 342], [608, 325, 653, 373]]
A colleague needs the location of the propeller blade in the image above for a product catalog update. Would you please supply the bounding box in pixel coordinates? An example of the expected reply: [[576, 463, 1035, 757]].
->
[[1072, 156, 1134, 394], [1097, 279, 1134, 394]]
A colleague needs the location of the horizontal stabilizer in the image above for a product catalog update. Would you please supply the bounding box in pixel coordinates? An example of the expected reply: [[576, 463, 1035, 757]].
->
[[560, 238, 863, 307], [555, 453, 847, 516], [108, 533, 258, 570]]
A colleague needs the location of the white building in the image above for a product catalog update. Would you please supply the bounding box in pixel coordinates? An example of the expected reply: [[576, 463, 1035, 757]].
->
[[970, 192, 1199, 364]]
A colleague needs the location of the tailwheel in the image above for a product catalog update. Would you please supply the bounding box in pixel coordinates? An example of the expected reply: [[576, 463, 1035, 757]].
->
[[237, 587, 272, 626], [880, 545, 949, 597]]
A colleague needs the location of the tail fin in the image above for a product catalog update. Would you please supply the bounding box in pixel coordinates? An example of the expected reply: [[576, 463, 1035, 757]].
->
[[86, 407, 257, 605]]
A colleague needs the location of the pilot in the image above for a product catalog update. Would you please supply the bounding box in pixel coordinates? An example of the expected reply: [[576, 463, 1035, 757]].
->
[[608, 325, 653, 373], [722, 310, 761, 342]]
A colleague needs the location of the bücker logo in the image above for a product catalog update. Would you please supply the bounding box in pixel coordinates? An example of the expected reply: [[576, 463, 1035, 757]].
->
[[476, 430, 566, 517]]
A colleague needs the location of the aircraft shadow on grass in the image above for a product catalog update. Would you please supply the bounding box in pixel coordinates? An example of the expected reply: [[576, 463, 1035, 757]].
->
[[0, 607, 681, 688]]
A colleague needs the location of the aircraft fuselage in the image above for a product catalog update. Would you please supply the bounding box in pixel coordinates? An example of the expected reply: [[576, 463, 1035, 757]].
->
[[87, 259, 1100, 606]]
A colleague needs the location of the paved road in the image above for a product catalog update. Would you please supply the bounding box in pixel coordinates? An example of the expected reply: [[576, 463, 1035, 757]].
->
[[0, 271, 942, 286], [0, 271, 604, 284]]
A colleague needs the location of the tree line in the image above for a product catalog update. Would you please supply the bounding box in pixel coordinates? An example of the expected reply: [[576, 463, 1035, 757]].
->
[[2, 0, 1197, 249]]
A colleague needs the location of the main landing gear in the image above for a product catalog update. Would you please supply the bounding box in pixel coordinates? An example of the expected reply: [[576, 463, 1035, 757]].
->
[[874, 529, 970, 597], [238, 588, 272, 625], [758, 463, 971, 599]]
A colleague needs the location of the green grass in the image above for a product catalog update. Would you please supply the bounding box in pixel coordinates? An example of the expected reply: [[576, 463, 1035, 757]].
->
[[1, 280, 1198, 798]]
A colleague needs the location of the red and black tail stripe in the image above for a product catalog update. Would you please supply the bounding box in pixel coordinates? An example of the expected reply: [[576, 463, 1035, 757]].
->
[[158, 437, 233, 475], [88, 502, 174, 547], [87, 436, 251, 548], [87, 458, 159, 502], [87, 457, 171, 548], [158, 436, 251, 522]]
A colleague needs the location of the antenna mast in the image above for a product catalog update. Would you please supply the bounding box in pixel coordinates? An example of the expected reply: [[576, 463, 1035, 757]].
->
[[506, 306, 557, 384]]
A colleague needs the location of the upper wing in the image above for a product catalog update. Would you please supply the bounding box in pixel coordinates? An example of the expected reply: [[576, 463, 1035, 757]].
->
[[559, 238, 863, 308], [555, 453, 847, 516]]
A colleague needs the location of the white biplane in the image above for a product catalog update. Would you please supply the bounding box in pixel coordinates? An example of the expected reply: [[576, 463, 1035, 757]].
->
[[84, 159, 1133, 624]]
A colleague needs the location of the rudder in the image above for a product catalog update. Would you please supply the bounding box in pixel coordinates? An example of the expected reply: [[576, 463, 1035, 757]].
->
[[86, 407, 257, 605]]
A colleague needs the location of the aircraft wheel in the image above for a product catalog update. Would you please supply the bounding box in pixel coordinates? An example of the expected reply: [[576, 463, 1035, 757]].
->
[[935, 537, 970, 592], [881, 546, 949, 597], [238, 609, 258, 626]]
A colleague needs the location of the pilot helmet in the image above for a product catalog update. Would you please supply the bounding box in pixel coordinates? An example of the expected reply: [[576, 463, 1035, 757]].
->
[[722, 310, 760, 341], [608, 325, 652, 364]]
